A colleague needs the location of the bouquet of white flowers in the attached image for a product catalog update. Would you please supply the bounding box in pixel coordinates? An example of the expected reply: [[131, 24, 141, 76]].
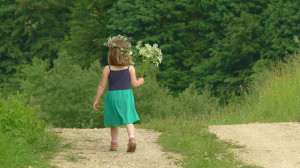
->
[[135, 41, 163, 77]]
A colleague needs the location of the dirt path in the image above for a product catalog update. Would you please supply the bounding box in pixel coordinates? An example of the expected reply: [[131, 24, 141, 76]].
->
[[209, 122, 300, 168], [50, 128, 181, 168]]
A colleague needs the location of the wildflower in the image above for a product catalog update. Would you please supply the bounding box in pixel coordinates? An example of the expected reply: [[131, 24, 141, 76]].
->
[[135, 41, 163, 77], [104, 35, 132, 56]]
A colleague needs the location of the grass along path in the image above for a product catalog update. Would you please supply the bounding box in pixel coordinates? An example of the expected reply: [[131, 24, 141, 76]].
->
[[50, 122, 299, 168], [50, 128, 181, 168], [141, 119, 257, 168]]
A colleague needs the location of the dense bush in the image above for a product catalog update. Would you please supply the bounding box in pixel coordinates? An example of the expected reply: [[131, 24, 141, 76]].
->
[[0, 94, 60, 167], [133, 65, 220, 123], [20, 56, 218, 128], [21, 51, 104, 128], [0, 95, 45, 144]]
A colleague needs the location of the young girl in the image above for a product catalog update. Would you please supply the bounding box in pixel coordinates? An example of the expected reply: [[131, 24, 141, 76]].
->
[[93, 36, 144, 152]]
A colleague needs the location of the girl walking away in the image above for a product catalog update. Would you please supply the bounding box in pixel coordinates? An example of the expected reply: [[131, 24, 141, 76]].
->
[[93, 35, 144, 152]]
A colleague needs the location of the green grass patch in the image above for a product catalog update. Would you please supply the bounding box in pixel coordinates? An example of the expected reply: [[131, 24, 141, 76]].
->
[[208, 53, 300, 125], [62, 142, 73, 149], [0, 132, 51, 168], [65, 154, 78, 163], [0, 94, 61, 168], [65, 153, 86, 163], [140, 119, 258, 168]]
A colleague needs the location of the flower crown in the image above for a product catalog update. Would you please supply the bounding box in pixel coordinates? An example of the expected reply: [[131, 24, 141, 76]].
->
[[103, 35, 132, 58]]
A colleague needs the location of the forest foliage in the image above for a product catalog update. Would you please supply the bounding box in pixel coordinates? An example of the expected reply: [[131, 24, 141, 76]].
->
[[1, 0, 299, 97], [1, 0, 300, 127]]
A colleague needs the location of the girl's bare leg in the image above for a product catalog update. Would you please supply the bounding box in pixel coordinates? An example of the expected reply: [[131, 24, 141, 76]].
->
[[111, 126, 119, 141], [125, 123, 135, 138], [126, 123, 136, 152]]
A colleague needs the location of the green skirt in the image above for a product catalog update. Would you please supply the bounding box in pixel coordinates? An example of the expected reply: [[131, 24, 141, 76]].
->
[[104, 89, 140, 126]]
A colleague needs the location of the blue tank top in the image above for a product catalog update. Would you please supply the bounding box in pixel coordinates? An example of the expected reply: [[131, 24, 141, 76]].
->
[[108, 65, 131, 91]]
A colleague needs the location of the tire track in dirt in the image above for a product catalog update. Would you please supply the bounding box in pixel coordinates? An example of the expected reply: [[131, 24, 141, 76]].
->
[[209, 122, 300, 168], [51, 128, 181, 168]]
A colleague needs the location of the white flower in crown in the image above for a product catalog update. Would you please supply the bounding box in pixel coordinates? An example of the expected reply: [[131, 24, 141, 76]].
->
[[103, 35, 132, 57]]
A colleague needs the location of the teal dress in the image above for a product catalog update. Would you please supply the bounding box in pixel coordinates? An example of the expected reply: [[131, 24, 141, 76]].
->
[[104, 65, 140, 126]]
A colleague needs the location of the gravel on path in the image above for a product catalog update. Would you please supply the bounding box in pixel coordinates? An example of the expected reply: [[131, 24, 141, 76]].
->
[[209, 122, 300, 168], [51, 128, 181, 168]]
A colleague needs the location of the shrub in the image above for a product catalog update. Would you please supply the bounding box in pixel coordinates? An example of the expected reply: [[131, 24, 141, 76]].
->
[[21, 53, 220, 127], [0, 94, 46, 146], [0, 94, 60, 167], [133, 65, 220, 122], [21, 51, 104, 128]]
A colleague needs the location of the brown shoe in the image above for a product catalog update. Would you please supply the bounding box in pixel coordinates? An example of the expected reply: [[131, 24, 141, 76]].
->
[[110, 141, 118, 151], [127, 138, 136, 152]]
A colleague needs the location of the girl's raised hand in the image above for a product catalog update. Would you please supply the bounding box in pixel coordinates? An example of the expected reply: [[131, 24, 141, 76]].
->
[[138, 78, 144, 86], [93, 101, 98, 111]]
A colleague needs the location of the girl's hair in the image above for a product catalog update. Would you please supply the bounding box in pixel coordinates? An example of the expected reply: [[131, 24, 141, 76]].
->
[[108, 37, 134, 66]]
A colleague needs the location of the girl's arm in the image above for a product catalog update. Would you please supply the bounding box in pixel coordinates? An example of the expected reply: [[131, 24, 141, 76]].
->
[[129, 65, 144, 88], [93, 66, 110, 111]]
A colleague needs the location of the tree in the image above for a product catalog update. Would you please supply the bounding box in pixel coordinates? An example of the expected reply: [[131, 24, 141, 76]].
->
[[260, 0, 300, 60], [0, 0, 69, 95], [107, 0, 191, 94], [62, 0, 116, 67]]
